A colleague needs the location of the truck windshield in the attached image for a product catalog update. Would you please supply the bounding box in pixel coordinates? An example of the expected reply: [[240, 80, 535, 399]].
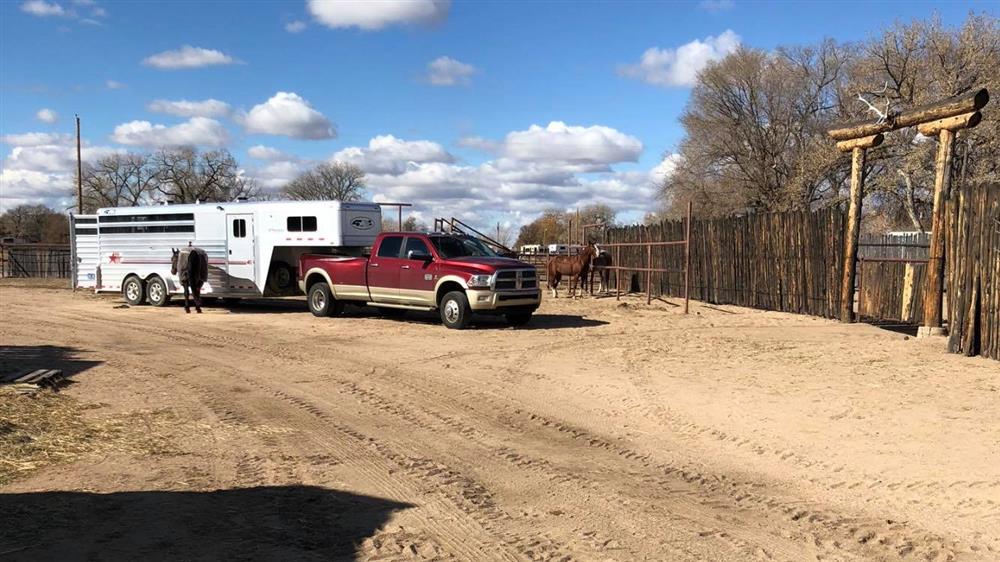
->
[[430, 236, 497, 258]]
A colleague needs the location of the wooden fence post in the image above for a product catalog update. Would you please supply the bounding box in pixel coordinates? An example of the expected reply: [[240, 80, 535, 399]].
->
[[917, 111, 980, 335], [837, 134, 883, 323]]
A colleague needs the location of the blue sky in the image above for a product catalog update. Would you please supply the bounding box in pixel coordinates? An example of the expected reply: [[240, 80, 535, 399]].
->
[[0, 0, 992, 228]]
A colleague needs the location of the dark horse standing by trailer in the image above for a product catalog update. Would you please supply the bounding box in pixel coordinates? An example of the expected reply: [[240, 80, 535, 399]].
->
[[171, 247, 209, 313]]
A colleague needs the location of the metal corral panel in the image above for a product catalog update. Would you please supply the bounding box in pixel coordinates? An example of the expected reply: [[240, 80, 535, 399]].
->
[[70, 214, 99, 289]]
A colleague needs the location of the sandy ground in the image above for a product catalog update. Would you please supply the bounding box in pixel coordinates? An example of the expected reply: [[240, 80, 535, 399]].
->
[[1, 281, 998, 561]]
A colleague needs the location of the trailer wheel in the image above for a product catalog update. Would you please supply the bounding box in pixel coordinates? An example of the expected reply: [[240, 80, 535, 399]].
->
[[267, 261, 295, 293], [146, 276, 171, 307], [122, 276, 145, 306], [439, 291, 471, 330], [308, 282, 343, 317]]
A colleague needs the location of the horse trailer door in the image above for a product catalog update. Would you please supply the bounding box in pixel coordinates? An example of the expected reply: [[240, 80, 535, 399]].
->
[[226, 214, 255, 289], [70, 214, 99, 289]]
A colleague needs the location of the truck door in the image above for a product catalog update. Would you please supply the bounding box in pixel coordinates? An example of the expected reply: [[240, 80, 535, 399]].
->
[[226, 214, 255, 290], [398, 236, 437, 306], [367, 235, 404, 302]]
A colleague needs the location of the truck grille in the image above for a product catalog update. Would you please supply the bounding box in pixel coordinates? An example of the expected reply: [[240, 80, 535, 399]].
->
[[495, 269, 537, 291]]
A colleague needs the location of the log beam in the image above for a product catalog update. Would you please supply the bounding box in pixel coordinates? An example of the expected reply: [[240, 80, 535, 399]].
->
[[840, 146, 868, 323], [827, 88, 989, 141], [917, 111, 982, 136], [835, 133, 883, 153]]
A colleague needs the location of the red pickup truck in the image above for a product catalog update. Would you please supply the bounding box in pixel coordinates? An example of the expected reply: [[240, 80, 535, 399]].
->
[[298, 232, 541, 329]]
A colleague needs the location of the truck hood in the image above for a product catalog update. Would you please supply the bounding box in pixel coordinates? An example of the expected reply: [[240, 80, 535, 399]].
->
[[443, 256, 531, 272]]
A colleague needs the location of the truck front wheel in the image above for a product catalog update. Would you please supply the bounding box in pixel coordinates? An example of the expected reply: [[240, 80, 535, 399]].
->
[[440, 291, 471, 330], [308, 282, 343, 317]]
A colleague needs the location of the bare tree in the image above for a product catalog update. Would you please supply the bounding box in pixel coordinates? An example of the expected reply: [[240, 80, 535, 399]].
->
[[79, 153, 157, 212], [282, 161, 366, 201], [152, 147, 258, 203], [661, 41, 853, 217], [0, 204, 69, 243]]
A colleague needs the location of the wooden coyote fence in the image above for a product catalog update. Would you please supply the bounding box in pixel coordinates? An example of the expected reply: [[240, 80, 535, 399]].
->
[[606, 206, 846, 318], [858, 259, 927, 323], [0, 244, 72, 278], [946, 182, 1000, 360]]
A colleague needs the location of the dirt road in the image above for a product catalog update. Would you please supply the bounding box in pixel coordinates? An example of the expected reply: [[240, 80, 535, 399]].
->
[[1, 283, 998, 561]]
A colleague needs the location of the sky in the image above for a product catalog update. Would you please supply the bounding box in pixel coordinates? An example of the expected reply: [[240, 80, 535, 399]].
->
[[0, 0, 993, 229]]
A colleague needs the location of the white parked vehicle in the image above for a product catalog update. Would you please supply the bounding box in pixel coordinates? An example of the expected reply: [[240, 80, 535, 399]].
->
[[70, 200, 382, 306]]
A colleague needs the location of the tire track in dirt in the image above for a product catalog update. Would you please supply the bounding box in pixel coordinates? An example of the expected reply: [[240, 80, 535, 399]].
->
[[40, 308, 564, 561], [22, 299, 994, 560]]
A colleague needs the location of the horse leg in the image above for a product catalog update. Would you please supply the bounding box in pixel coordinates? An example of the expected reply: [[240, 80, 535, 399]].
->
[[551, 273, 560, 299], [183, 284, 190, 313], [193, 283, 202, 313]]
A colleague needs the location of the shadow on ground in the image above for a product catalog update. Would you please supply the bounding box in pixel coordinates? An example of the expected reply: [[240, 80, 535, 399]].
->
[[216, 299, 609, 329], [860, 318, 920, 337], [0, 345, 102, 382], [0, 486, 412, 561]]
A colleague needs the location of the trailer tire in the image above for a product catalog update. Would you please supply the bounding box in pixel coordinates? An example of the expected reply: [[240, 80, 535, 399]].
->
[[267, 261, 295, 293], [122, 276, 145, 306], [439, 291, 471, 330], [308, 282, 343, 317], [146, 276, 171, 307]]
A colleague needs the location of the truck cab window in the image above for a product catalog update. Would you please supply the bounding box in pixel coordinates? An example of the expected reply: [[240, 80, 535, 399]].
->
[[377, 236, 403, 258], [404, 237, 430, 259]]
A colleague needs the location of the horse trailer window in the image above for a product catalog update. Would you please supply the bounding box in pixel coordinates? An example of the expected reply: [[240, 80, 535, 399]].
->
[[287, 216, 317, 232], [232, 219, 246, 238]]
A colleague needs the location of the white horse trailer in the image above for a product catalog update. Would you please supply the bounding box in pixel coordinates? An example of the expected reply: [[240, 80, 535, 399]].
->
[[71, 200, 381, 305]]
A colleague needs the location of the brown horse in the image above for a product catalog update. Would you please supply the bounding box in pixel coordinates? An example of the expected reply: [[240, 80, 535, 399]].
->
[[547, 244, 597, 298], [171, 247, 209, 313]]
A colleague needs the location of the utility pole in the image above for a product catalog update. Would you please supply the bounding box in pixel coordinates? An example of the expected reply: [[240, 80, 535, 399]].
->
[[76, 114, 83, 214]]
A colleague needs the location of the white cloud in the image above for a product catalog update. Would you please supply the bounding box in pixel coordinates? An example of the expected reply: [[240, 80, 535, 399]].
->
[[106, 79, 125, 89], [35, 109, 59, 124], [456, 135, 499, 153], [699, 0, 734, 12], [142, 45, 239, 70], [20, 0, 66, 17], [285, 20, 307, 33], [619, 29, 740, 87], [649, 153, 681, 184], [307, 0, 449, 30], [500, 122, 643, 166], [147, 98, 231, 118], [110, 117, 230, 147], [331, 134, 453, 174], [426, 56, 476, 86], [328, 126, 659, 225], [1, 132, 70, 146], [241, 92, 335, 140], [247, 145, 297, 161], [1, 133, 120, 212]]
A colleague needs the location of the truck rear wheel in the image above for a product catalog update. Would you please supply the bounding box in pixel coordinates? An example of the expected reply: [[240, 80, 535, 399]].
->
[[308, 282, 343, 317], [440, 291, 471, 330], [122, 276, 145, 306]]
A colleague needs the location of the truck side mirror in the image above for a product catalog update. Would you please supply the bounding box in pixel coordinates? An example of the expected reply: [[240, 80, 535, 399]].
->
[[407, 250, 432, 261]]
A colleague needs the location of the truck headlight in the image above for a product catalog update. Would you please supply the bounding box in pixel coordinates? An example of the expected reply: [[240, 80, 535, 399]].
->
[[468, 274, 493, 288]]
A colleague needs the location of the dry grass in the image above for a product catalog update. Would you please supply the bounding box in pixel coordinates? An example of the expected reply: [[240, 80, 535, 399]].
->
[[0, 387, 175, 486]]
